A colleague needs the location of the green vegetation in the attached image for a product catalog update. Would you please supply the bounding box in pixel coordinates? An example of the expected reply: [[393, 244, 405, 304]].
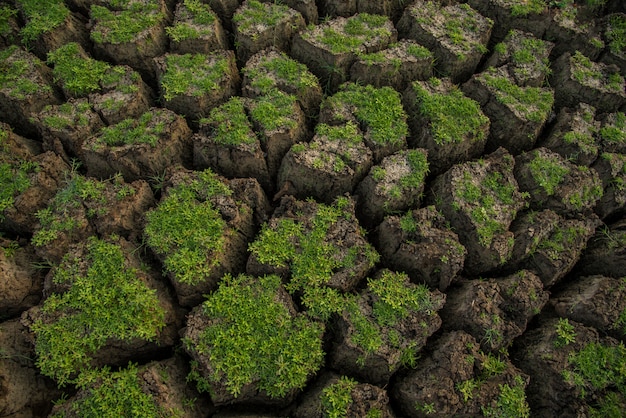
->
[[458, 168, 521, 248], [414, 1, 491, 58], [54, 364, 161, 417], [606, 14, 626, 56], [0, 5, 16, 37], [41, 101, 92, 130], [538, 224, 587, 261], [160, 53, 230, 101], [144, 169, 230, 286], [321, 376, 357, 418], [309, 13, 391, 54], [32, 173, 135, 247], [555, 318, 577, 347], [600, 112, 626, 144], [566, 166, 603, 210], [510, 0, 547, 17], [90, 2, 165, 44], [528, 151, 570, 196], [249, 196, 378, 294], [244, 51, 319, 94], [30, 236, 166, 384], [200, 97, 255, 146], [412, 78, 489, 145], [406, 43, 433, 60], [233, 0, 291, 33], [47, 43, 110, 97], [324, 83, 408, 146], [0, 129, 38, 220], [18, 0, 70, 45], [481, 69, 554, 123], [166, 0, 216, 42], [185, 274, 324, 398], [510, 36, 552, 77], [250, 89, 298, 133], [0, 46, 53, 99], [399, 149, 429, 190], [570, 51, 625, 93], [481, 376, 531, 418], [562, 130, 597, 156], [94, 110, 172, 148]]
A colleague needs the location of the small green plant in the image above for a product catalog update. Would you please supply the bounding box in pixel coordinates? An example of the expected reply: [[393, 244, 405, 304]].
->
[[160, 53, 230, 101], [555, 318, 577, 347], [186, 274, 324, 398], [321, 376, 357, 418], [323, 83, 408, 146], [90, 2, 165, 44], [64, 364, 161, 417], [570, 51, 625, 93], [47, 43, 110, 97], [18, 0, 70, 45], [244, 50, 319, 95], [144, 169, 231, 286], [511, 0, 547, 16], [413, 78, 489, 145], [457, 379, 479, 402], [0, 46, 53, 99], [0, 157, 37, 220], [41, 101, 92, 130], [30, 236, 166, 384], [481, 69, 554, 123], [94, 110, 171, 148], [600, 112, 626, 144], [528, 151, 570, 196], [249, 88, 299, 133], [201, 97, 255, 146], [0, 5, 17, 37], [481, 375, 531, 418], [233, 0, 290, 34], [606, 14, 626, 56], [166, 0, 216, 42], [415, 402, 436, 414], [307, 13, 391, 55], [510, 36, 552, 76]]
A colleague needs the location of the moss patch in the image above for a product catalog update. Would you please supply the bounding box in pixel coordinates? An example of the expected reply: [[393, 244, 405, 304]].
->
[[160, 53, 230, 101], [90, 2, 165, 44], [18, 0, 70, 45]]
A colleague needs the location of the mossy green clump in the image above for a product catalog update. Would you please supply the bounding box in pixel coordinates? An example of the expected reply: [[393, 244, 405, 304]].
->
[[244, 51, 319, 94], [570, 51, 625, 93], [94, 110, 172, 148], [600, 112, 626, 144], [481, 375, 531, 418], [55, 364, 161, 418], [606, 14, 626, 56], [481, 69, 554, 123], [90, 2, 165, 44], [201, 97, 255, 146], [321, 376, 358, 418], [528, 152, 570, 196], [233, 0, 291, 34], [324, 83, 408, 146], [510, 0, 547, 17], [458, 167, 522, 248], [413, 78, 488, 145], [249, 196, 379, 294], [0, 5, 17, 37], [0, 148, 38, 221], [41, 101, 92, 130], [0, 46, 53, 99], [30, 236, 166, 385], [144, 169, 230, 286], [185, 274, 324, 398], [249, 88, 298, 133], [309, 13, 391, 55], [406, 43, 433, 60], [160, 53, 230, 101], [166, 0, 216, 42], [31, 173, 135, 247], [537, 224, 588, 260], [401, 149, 430, 189], [47, 43, 111, 97], [18, 0, 70, 45]]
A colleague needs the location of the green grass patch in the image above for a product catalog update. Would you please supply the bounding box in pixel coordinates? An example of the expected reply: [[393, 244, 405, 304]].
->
[[413, 78, 488, 145], [41, 101, 92, 130], [481, 375, 531, 418], [145, 169, 230, 286], [0, 46, 52, 99], [200, 97, 255, 146], [244, 51, 319, 94], [571, 51, 625, 93], [94, 110, 172, 148], [528, 151, 570, 196], [324, 83, 408, 146], [233, 0, 291, 34], [18, 0, 69, 45], [166, 0, 216, 42], [58, 364, 161, 417], [185, 274, 324, 398], [321, 376, 358, 417], [47, 43, 111, 97], [0, 158, 37, 220], [538, 224, 587, 260], [510, 0, 547, 16], [401, 149, 430, 189], [90, 2, 164, 44], [0, 5, 17, 37], [406, 43, 433, 60], [160, 53, 229, 101], [607, 14, 626, 56], [308, 13, 391, 54], [481, 69, 553, 123], [30, 236, 166, 385], [600, 112, 626, 144], [249, 89, 299, 133]]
